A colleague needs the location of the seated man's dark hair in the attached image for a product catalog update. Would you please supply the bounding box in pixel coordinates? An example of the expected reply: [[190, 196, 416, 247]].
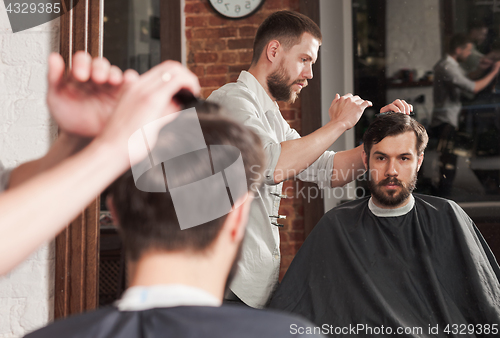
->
[[448, 33, 472, 54], [251, 10, 322, 65], [108, 102, 264, 261], [363, 113, 428, 156]]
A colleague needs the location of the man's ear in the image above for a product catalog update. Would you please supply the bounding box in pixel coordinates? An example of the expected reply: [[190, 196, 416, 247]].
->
[[223, 193, 252, 244], [106, 195, 120, 228], [362, 150, 368, 171], [417, 153, 424, 172], [265, 40, 281, 63]]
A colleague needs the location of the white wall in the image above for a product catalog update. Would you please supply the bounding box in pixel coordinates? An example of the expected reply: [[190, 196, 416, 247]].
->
[[385, 0, 441, 78], [0, 3, 58, 337], [385, 0, 441, 126]]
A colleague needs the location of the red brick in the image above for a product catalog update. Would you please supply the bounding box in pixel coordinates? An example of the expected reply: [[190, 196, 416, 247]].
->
[[228, 64, 248, 73], [287, 231, 304, 242], [192, 27, 238, 39], [239, 51, 253, 63], [291, 219, 304, 230], [189, 65, 205, 77], [228, 38, 254, 50], [281, 109, 295, 120], [206, 65, 228, 75], [208, 16, 245, 27], [229, 73, 239, 82], [278, 204, 294, 217], [204, 39, 228, 51], [279, 231, 290, 243], [239, 25, 258, 37], [185, 16, 209, 27], [185, 29, 192, 39], [188, 40, 204, 52], [280, 255, 294, 269], [184, 2, 210, 14], [283, 0, 300, 10], [245, 11, 271, 25], [199, 76, 227, 87], [289, 120, 301, 133], [263, 0, 284, 10], [193, 52, 218, 63], [221, 52, 238, 63], [202, 88, 217, 99]]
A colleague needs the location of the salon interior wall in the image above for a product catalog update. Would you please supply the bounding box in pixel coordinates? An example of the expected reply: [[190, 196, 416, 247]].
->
[[0, 4, 58, 338], [385, 0, 441, 125], [320, 0, 358, 212]]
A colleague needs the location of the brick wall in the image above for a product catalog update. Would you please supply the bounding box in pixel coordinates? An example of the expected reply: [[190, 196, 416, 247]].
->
[[0, 3, 59, 337], [184, 0, 304, 280]]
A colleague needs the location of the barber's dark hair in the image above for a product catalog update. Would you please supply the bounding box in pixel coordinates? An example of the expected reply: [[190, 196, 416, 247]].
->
[[251, 10, 322, 65], [363, 113, 428, 157], [108, 102, 264, 261], [448, 33, 472, 54]]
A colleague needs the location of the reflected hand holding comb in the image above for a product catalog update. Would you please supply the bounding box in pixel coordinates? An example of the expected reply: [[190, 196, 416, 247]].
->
[[47, 51, 202, 139]]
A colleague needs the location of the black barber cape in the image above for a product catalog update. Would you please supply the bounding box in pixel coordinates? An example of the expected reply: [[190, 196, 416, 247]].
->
[[269, 194, 500, 337], [25, 304, 325, 338]]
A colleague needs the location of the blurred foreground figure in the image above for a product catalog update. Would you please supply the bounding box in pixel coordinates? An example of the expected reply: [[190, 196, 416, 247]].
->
[[270, 113, 500, 337], [26, 106, 324, 338]]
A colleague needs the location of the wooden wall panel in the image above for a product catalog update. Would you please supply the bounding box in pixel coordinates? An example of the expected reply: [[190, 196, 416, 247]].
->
[[54, 0, 102, 319]]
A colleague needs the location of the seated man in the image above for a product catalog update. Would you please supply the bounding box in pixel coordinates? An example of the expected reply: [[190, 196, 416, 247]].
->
[[270, 113, 500, 337], [26, 105, 324, 338]]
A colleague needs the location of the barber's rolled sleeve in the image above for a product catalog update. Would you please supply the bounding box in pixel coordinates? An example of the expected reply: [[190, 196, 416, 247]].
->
[[210, 94, 282, 186], [296, 151, 336, 188], [0, 162, 12, 192], [449, 66, 476, 92]]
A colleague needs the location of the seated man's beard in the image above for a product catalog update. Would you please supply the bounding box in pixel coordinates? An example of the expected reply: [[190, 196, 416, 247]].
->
[[367, 166, 418, 207], [267, 64, 294, 103]]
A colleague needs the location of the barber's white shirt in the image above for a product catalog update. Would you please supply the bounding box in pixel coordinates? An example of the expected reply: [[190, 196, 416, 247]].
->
[[208, 71, 336, 308], [116, 284, 221, 311], [0, 162, 12, 192]]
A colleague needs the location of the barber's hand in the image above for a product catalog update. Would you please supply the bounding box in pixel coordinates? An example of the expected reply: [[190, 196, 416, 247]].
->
[[99, 60, 200, 165], [492, 60, 500, 73], [328, 93, 372, 130], [380, 99, 413, 115], [47, 51, 139, 137]]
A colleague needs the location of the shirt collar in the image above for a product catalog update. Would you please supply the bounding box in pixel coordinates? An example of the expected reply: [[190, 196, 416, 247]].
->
[[237, 71, 279, 113], [368, 194, 415, 217], [115, 284, 221, 311]]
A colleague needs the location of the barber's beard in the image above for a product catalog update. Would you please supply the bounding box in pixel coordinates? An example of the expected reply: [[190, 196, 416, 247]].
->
[[367, 165, 417, 208], [224, 240, 243, 292], [267, 62, 301, 103]]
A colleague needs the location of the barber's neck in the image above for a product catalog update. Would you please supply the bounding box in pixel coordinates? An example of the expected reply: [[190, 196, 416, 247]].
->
[[248, 62, 278, 102], [127, 250, 231, 301]]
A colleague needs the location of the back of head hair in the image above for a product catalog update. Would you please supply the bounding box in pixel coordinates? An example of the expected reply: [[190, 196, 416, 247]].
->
[[363, 113, 428, 157], [251, 10, 322, 65], [448, 33, 472, 54], [108, 102, 264, 261]]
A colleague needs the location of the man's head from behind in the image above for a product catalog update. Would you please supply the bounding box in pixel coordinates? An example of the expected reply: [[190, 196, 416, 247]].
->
[[362, 113, 428, 209], [252, 11, 322, 103], [107, 103, 264, 288]]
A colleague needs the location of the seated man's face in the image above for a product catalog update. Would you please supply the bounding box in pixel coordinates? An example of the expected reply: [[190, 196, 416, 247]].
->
[[366, 131, 423, 208]]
